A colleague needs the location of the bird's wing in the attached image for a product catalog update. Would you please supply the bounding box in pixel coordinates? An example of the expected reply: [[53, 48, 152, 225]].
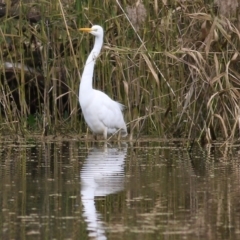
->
[[94, 90, 126, 130]]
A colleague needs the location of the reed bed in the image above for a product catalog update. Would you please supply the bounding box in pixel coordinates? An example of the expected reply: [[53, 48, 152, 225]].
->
[[0, 0, 239, 142]]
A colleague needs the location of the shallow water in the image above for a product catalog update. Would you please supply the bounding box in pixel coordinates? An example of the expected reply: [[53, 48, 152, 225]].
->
[[0, 140, 240, 240]]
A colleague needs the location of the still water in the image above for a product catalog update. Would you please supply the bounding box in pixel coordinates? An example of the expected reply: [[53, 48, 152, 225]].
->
[[0, 140, 240, 240]]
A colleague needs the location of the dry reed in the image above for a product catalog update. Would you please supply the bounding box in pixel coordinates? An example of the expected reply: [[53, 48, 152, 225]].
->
[[0, 0, 239, 142]]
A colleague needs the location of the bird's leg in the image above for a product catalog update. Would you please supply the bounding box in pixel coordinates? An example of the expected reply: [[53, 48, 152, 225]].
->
[[103, 142, 108, 152], [86, 127, 89, 139], [117, 130, 121, 141], [103, 127, 108, 141]]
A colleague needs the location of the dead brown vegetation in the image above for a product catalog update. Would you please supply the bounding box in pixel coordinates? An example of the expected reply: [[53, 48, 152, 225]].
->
[[0, 0, 240, 142]]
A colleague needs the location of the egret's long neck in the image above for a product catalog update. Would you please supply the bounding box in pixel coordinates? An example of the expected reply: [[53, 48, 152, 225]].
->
[[80, 35, 103, 95]]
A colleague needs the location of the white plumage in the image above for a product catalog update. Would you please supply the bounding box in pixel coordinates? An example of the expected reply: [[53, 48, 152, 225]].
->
[[79, 25, 127, 139]]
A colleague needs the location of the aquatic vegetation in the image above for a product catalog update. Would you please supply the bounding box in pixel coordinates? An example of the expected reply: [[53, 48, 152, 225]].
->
[[0, 0, 239, 141]]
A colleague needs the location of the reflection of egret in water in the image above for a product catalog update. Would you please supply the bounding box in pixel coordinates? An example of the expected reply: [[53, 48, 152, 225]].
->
[[81, 145, 127, 240]]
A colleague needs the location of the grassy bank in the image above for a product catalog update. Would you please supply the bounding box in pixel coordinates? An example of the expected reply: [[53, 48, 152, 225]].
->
[[0, 0, 239, 142]]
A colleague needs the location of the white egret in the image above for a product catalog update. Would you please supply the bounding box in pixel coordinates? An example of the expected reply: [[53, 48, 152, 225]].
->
[[79, 25, 127, 140]]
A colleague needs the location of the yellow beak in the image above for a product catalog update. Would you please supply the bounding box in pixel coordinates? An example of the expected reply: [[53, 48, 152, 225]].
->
[[79, 28, 92, 33]]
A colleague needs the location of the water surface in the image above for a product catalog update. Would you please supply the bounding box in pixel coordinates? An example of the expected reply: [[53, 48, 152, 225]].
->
[[0, 140, 240, 240]]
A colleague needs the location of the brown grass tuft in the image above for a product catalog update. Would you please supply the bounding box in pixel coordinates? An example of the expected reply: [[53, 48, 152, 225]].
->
[[214, 0, 239, 18], [126, 0, 147, 31]]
